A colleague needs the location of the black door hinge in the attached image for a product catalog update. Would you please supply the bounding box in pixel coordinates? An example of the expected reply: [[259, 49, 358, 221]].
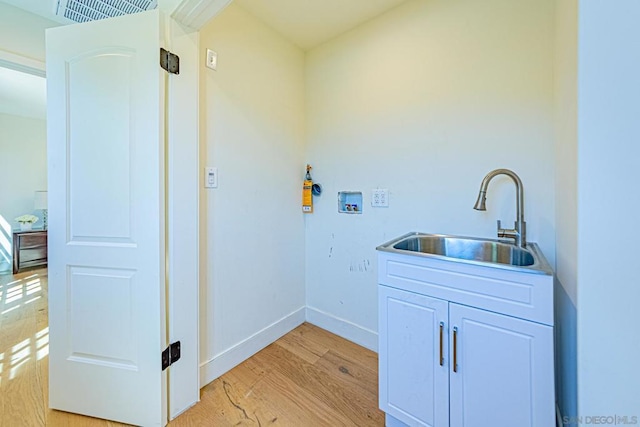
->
[[160, 48, 180, 75], [161, 341, 181, 371]]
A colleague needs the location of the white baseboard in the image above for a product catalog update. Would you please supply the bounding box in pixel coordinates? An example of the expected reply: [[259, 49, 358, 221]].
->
[[199, 306, 305, 387], [305, 306, 378, 352], [199, 306, 379, 388]]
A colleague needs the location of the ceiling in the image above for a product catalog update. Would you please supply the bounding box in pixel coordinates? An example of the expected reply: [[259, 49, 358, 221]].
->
[[0, 0, 410, 118], [234, 0, 409, 50], [0, 0, 72, 24], [0, 66, 46, 120], [0, 0, 410, 50]]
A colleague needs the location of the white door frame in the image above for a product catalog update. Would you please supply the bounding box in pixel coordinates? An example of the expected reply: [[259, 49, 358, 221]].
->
[[163, 16, 201, 419], [0, 49, 45, 77], [171, 0, 233, 30]]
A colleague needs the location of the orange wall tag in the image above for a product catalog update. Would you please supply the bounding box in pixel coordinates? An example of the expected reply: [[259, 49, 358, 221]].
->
[[302, 179, 313, 213]]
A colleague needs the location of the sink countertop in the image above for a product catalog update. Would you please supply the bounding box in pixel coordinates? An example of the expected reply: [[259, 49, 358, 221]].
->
[[376, 232, 553, 276]]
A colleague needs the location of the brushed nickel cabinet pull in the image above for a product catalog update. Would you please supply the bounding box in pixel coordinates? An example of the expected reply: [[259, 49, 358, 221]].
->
[[453, 326, 458, 373], [439, 322, 444, 366]]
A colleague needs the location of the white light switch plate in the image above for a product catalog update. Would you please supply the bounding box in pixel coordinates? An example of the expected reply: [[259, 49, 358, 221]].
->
[[206, 49, 217, 70], [205, 167, 218, 188]]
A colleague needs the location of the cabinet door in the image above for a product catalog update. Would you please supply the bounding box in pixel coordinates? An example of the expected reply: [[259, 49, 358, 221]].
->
[[449, 304, 554, 427], [379, 285, 449, 427]]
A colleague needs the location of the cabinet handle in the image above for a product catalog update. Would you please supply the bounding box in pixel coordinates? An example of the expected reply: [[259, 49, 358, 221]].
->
[[439, 322, 444, 366], [453, 326, 458, 373]]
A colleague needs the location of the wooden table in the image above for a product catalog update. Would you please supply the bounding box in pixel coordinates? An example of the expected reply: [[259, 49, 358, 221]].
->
[[12, 229, 48, 274]]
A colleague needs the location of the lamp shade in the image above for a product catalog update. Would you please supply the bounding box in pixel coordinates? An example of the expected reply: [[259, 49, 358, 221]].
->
[[34, 191, 48, 210]]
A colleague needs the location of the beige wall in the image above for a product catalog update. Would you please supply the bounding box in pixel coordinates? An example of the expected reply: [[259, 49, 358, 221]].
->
[[304, 0, 556, 347], [553, 0, 578, 420], [199, 3, 306, 381], [555, 0, 579, 306]]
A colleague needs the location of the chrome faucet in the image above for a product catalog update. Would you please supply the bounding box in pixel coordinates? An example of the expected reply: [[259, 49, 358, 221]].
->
[[473, 169, 527, 247]]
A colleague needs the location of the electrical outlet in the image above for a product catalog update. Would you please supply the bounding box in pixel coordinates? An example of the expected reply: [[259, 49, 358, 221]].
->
[[206, 49, 217, 70], [371, 189, 389, 207], [379, 189, 388, 206]]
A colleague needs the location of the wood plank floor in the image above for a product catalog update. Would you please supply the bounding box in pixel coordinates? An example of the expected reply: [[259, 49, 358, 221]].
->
[[0, 268, 384, 426]]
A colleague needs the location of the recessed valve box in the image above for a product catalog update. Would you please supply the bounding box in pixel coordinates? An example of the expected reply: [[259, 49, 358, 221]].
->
[[338, 191, 363, 214]]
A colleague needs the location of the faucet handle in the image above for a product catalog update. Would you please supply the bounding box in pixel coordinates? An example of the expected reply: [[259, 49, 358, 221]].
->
[[496, 220, 509, 240]]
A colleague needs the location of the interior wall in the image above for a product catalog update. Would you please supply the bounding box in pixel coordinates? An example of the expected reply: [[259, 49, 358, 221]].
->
[[0, 3, 52, 272], [0, 4, 53, 273], [0, 2, 58, 61], [577, 0, 640, 417], [555, 1, 579, 304], [304, 0, 556, 349], [553, 0, 578, 421], [0, 113, 47, 271], [198, 3, 306, 383]]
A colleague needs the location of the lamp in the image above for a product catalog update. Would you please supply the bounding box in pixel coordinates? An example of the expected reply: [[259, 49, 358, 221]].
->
[[34, 191, 48, 229]]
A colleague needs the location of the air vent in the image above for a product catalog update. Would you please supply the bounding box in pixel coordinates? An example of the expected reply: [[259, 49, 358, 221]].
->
[[55, 0, 158, 23]]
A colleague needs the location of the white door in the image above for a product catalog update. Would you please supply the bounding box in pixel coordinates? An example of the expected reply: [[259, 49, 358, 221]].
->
[[379, 285, 449, 427], [47, 10, 168, 426], [449, 304, 555, 427]]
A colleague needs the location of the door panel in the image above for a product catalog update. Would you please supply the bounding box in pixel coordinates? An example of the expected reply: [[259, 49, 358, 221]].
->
[[379, 285, 449, 427], [449, 304, 554, 427], [67, 49, 133, 241], [67, 267, 136, 368], [47, 10, 166, 426]]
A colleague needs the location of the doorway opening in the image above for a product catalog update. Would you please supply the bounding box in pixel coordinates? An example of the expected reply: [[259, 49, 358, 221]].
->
[[0, 59, 50, 423]]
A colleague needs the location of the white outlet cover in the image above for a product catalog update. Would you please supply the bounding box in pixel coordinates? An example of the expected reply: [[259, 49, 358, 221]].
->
[[206, 49, 217, 70], [372, 189, 389, 207]]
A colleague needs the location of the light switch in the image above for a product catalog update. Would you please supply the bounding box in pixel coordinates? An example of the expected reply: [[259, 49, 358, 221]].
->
[[205, 167, 218, 188], [206, 49, 217, 70]]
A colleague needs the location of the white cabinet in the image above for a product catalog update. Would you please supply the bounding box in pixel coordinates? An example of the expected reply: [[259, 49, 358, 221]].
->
[[448, 304, 554, 427], [378, 251, 555, 427], [379, 286, 449, 427]]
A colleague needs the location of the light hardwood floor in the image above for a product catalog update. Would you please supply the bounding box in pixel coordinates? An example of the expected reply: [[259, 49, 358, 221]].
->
[[0, 268, 383, 426]]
